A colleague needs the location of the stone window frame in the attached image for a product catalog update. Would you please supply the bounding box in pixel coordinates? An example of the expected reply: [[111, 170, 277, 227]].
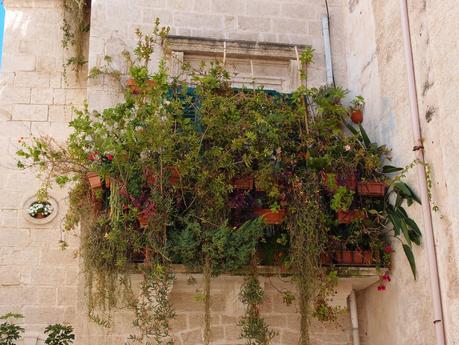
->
[[166, 35, 309, 92]]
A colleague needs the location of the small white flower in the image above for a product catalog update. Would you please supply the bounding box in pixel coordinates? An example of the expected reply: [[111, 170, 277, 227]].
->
[[344, 145, 351, 152]]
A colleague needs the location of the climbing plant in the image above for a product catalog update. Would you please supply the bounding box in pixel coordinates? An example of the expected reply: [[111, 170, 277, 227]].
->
[[61, 0, 90, 80]]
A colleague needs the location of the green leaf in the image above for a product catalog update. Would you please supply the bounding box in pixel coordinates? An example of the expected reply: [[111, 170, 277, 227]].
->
[[409, 229, 421, 246], [394, 182, 421, 205], [383, 165, 403, 173], [405, 217, 422, 238], [345, 123, 359, 135], [402, 244, 417, 279], [400, 219, 411, 247], [388, 211, 401, 236], [358, 124, 371, 149], [404, 183, 421, 204]]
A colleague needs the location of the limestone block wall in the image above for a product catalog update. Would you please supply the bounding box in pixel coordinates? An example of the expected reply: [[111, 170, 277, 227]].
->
[[0, 0, 86, 342], [87, 0, 347, 111], [76, 273, 352, 345], [0, 1, 356, 345], [341, 1, 459, 344]]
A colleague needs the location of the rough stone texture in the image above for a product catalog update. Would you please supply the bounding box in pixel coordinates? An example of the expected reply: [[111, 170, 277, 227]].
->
[[341, 1, 459, 344]]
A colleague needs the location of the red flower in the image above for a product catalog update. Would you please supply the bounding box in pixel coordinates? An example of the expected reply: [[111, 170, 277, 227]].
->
[[384, 245, 393, 254], [377, 284, 386, 291], [382, 273, 391, 282], [106, 154, 113, 161]]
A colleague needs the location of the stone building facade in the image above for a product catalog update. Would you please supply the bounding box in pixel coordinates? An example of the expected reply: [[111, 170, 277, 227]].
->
[[1, 1, 458, 345]]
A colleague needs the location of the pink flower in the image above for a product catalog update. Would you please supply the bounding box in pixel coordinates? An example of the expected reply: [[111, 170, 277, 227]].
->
[[382, 273, 391, 282], [106, 154, 113, 161], [377, 284, 386, 291], [384, 245, 393, 254]]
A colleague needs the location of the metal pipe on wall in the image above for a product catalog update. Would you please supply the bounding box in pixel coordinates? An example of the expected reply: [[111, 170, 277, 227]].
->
[[399, 1, 446, 344], [321, 14, 334, 85], [349, 290, 360, 345]]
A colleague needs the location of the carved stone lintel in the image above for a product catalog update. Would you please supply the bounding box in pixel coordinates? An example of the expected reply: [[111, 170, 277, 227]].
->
[[166, 35, 309, 61]]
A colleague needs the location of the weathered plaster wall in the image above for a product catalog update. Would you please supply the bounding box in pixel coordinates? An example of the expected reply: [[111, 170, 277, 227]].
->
[[341, 0, 459, 344], [0, 1, 357, 345]]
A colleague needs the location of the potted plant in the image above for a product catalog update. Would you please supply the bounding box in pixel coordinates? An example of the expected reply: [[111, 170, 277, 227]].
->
[[86, 172, 102, 191], [27, 201, 54, 219], [357, 180, 386, 196], [350, 96, 365, 124], [126, 79, 157, 94], [167, 166, 180, 185], [330, 186, 362, 224], [353, 250, 373, 265], [335, 250, 354, 265], [126, 66, 157, 94], [253, 207, 287, 225], [232, 176, 254, 190]]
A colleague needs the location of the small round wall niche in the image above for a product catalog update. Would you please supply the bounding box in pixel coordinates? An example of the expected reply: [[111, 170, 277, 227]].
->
[[23, 196, 58, 225]]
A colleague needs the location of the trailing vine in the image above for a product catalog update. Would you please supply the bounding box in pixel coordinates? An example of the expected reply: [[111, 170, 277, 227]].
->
[[238, 262, 277, 345], [62, 0, 90, 80]]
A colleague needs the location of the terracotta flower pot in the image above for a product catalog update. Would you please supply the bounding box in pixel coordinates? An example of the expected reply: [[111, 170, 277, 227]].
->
[[364, 251, 373, 265], [357, 181, 386, 197], [253, 208, 286, 225], [355, 250, 373, 265], [127, 79, 156, 94], [335, 250, 354, 265], [34, 213, 46, 219], [337, 173, 357, 191], [232, 176, 254, 190], [144, 168, 157, 185], [167, 166, 180, 185], [337, 209, 365, 224], [350, 109, 363, 124], [138, 213, 150, 227], [86, 172, 102, 191]]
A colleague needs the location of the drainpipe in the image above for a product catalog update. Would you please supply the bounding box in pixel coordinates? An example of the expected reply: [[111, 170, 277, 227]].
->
[[348, 290, 360, 345], [321, 14, 334, 85], [399, 1, 446, 344]]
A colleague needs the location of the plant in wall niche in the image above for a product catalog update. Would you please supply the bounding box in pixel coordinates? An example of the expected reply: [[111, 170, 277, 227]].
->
[[16, 21, 425, 345], [27, 201, 54, 219], [0, 313, 24, 345], [62, 0, 90, 80], [44, 324, 75, 345]]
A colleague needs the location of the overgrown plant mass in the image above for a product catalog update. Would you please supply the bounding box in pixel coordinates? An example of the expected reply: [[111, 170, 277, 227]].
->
[[17, 23, 423, 345]]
